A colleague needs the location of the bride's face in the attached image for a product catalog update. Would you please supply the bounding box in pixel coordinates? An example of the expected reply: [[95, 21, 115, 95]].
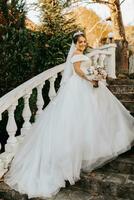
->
[[76, 36, 87, 52]]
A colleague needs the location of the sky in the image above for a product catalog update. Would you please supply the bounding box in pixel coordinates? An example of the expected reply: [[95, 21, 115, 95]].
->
[[26, 0, 134, 26]]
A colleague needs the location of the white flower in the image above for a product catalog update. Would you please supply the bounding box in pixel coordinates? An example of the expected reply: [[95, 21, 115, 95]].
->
[[87, 67, 94, 75], [93, 69, 98, 76], [85, 65, 107, 82]]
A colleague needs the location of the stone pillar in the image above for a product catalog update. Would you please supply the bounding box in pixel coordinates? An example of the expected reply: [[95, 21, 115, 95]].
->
[[115, 39, 129, 76], [129, 54, 134, 77]]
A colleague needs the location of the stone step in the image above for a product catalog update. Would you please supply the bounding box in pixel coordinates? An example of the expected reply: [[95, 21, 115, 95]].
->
[[131, 112, 134, 117], [74, 171, 134, 200], [0, 181, 27, 200], [114, 93, 134, 101], [0, 180, 132, 200], [107, 78, 134, 85], [121, 101, 134, 113], [107, 85, 134, 94], [96, 154, 134, 175], [65, 186, 129, 200], [111, 94, 134, 115]]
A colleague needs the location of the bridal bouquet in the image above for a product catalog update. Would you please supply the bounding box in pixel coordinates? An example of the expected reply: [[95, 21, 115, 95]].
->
[[86, 65, 107, 88]]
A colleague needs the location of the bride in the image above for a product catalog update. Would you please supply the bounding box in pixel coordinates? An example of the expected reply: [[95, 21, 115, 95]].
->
[[4, 31, 134, 199]]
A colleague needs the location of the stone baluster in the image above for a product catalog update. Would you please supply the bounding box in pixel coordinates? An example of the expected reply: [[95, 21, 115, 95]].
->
[[36, 83, 45, 119], [48, 74, 57, 100], [99, 54, 106, 68], [107, 44, 116, 78], [0, 158, 6, 178], [5, 102, 18, 153], [129, 54, 134, 75], [99, 54, 107, 86], [61, 71, 64, 78], [21, 92, 32, 136], [59, 71, 65, 88], [92, 54, 99, 67]]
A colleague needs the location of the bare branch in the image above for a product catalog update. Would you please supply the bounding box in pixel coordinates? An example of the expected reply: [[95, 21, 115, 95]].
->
[[105, 16, 111, 21], [63, 0, 113, 7], [91, 0, 112, 5], [120, 0, 126, 6]]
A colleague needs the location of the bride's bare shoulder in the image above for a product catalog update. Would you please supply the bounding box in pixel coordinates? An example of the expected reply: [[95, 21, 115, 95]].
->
[[72, 50, 82, 56]]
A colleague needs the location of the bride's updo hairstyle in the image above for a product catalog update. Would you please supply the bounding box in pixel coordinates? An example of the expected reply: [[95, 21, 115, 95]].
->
[[72, 31, 85, 44]]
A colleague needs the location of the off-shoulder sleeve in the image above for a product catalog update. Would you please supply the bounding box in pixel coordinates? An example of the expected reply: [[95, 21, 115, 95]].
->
[[70, 54, 89, 64]]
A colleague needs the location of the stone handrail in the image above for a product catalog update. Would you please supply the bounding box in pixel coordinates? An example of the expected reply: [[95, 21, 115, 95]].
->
[[0, 44, 116, 178], [92, 43, 117, 79], [0, 64, 64, 115]]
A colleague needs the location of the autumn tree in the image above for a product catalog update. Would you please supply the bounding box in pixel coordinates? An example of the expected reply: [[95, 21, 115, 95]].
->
[[67, 6, 111, 47]]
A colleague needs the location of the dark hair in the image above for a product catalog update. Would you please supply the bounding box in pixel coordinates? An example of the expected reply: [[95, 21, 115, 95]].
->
[[72, 33, 85, 44]]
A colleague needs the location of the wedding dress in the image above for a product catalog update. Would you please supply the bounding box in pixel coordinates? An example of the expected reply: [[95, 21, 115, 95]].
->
[[4, 54, 134, 199]]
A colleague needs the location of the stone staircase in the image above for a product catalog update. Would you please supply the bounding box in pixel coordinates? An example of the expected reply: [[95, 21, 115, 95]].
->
[[73, 151, 134, 200], [0, 78, 134, 200], [71, 78, 134, 199], [107, 78, 134, 117], [0, 152, 134, 200]]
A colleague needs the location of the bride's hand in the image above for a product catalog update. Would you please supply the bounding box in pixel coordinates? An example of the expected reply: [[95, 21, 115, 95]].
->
[[91, 80, 99, 88]]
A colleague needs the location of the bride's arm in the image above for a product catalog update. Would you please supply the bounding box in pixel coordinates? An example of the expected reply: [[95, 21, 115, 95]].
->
[[73, 61, 93, 83]]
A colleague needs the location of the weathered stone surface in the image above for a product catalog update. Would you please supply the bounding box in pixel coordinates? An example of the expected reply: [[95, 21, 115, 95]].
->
[[98, 153, 134, 175], [107, 78, 134, 85], [0, 182, 28, 200], [121, 101, 134, 112], [1, 158, 134, 200], [115, 93, 134, 101], [0, 182, 125, 200], [107, 85, 134, 94], [73, 171, 134, 199], [117, 184, 134, 199], [129, 54, 134, 75], [107, 78, 134, 116]]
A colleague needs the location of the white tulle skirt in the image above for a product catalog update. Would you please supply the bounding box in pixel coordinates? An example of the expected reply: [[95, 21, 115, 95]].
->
[[4, 74, 134, 198]]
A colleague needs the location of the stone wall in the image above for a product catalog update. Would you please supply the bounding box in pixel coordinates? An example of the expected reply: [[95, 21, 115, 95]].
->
[[129, 54, 134, 75]]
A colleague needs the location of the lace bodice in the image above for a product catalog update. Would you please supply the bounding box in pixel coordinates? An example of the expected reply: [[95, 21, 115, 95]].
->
[[70, 54, 90, 75]]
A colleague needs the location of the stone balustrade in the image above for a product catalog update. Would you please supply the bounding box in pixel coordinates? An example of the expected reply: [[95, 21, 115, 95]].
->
[[93, 43, 117, 78], [0, 44, 116, 178]]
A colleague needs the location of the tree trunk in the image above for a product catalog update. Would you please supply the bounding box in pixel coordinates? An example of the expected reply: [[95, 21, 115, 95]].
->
[[91, 0, 128, 75], [108, 0, 128, 75]]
